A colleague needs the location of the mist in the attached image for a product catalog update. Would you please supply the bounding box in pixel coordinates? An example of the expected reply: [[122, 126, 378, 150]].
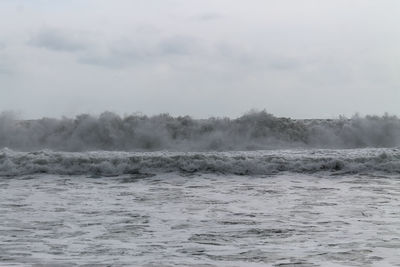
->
[[1, 110, 399, 152]]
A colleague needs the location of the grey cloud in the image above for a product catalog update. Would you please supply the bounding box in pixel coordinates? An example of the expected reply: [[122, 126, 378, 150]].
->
[[194, 13, 223, 21], [78, 53, 130, 69], [0, 54, 13, 75], [0, 63, 12, 75], [213, 42, 301, 72], [78, 40, 153, 69], [78, 36, 201, 68], [79, 37, 303, 74], [266, 58, 301, 70], [28, 29, 87, 52], [157, 36, 198, 55], [0, 66, 8, 75], [26, 27, 302, 73], [27, 28, 303, 73]]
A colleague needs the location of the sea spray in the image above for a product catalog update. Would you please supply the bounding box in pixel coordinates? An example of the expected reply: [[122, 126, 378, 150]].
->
[[1, 111, 400, 151]]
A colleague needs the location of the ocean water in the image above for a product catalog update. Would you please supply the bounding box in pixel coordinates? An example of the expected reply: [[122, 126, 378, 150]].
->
[[1, 148, 400, 266]]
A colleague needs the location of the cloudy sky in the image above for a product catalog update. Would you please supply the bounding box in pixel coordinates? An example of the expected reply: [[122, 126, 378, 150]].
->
[[0, 0, 399, 119]]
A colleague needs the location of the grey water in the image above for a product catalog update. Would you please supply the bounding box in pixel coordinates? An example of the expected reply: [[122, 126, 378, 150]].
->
[[1, 149, 400, 266]]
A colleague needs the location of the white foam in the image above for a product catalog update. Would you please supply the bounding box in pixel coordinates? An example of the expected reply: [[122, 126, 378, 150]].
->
[[1, 148, 399, 176], [1, 111, 400, 151]]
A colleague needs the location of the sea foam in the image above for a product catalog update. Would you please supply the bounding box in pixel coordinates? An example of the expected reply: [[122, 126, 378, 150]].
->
[[1, 148, 399, 176], [1, 111, 400, 151]]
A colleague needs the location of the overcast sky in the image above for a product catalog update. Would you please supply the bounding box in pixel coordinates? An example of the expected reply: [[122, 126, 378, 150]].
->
[[0, 0, 399, 119]]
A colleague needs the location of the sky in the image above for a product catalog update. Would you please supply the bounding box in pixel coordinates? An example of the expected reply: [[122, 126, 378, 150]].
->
[[0, 0, 399, 119]]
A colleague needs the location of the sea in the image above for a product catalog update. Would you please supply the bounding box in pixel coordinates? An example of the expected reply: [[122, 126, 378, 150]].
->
[[1, 147, 399, 266]]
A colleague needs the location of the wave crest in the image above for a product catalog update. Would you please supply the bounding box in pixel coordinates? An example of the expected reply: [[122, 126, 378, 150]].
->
[[1, 111, 400, 151], [1, 148, 399, 176]]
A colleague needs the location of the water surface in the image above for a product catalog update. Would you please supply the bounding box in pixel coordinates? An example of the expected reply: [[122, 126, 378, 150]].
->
[[1, 173, 399, 266]]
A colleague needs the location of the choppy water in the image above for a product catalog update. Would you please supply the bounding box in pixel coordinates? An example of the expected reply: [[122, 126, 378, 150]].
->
[[1, 148, 400, 176], [1, 149, 400, 266]]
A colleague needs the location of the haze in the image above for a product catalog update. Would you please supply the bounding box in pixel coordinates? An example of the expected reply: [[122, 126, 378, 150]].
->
[[0, 0, 399, 119]]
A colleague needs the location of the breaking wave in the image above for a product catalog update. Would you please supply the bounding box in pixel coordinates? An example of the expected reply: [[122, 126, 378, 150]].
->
[[1, 111, 400, 151], [1, 148, 399, 176]]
